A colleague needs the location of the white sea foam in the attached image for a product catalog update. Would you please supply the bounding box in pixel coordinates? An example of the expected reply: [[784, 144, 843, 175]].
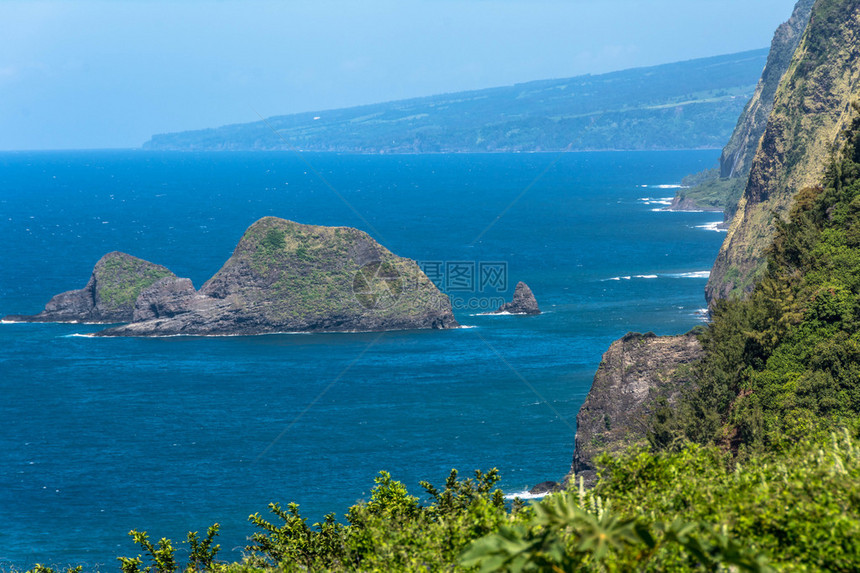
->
[[483, 310, 528, 316], [504, 490, 549, 501], [639, 184, 684, 189], [638, 197, 674, 206], [457, 324, 479, 328], [696, 221, 727, 232], [89, 330, 315, 339], [605, 271, 709, 281], [604, 274, 657, 281], [0, 319, 22, 324], [673, 271, 711, 279]]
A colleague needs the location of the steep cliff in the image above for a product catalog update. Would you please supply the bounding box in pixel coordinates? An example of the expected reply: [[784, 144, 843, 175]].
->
[[567, 332, 702, 485], [707, 0, 860, 303], [719, 0, 816, 181], [671, 0, 814, 216], [569, 0, 860, 488]]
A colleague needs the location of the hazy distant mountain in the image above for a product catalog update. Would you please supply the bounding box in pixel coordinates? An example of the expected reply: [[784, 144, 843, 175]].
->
[[144, 49, 768, 153]]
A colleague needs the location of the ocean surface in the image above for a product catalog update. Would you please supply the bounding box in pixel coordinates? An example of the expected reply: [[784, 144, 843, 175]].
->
[[0, 150, 725, 569]]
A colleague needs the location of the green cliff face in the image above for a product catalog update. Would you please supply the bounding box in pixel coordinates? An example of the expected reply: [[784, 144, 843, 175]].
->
[[568, 0, 860, 487], [718, 0, 817, 181], [671, 0, 814, 215], [706, 0, 860, 303]]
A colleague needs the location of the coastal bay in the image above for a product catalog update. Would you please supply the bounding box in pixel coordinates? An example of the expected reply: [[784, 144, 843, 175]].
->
[[0, 150, 724, 568]]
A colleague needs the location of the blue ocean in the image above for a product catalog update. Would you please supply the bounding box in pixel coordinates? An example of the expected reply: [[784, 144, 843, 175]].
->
[[0, 150, 724, 569]]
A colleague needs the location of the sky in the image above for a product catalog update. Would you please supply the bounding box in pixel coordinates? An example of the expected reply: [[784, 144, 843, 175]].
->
[[1, 0, 800, 151]]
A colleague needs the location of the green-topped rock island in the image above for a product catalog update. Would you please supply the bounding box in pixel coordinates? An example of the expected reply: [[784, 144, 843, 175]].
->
[[5, 217, 459, 335]]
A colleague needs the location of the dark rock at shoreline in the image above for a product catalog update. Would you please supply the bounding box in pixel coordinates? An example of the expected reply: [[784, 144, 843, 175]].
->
[[3, 252, 176, 324], [132, 277, 199, 322], [492, 281, 540, 315], [565, 331, 702, 487], [529, 481, 562, 495], [667, 195, 725, 212]]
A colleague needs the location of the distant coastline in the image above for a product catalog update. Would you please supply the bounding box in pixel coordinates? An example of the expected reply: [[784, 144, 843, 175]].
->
[[143, 49, 766, 155]]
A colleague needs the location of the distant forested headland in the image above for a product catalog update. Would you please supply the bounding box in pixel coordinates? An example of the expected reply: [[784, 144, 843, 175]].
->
[[144, 49, 767, 153]]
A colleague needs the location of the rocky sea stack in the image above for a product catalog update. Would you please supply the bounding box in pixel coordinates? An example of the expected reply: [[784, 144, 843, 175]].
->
[[3, 251, 176, 323], [6, 217, 459, 335], [492, 281, 541, 315]]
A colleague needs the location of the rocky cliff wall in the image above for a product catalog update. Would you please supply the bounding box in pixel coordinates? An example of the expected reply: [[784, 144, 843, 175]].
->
[[707, 0, 860, 303], [567, 332, 702, 485], [671, 0, 814, 216]]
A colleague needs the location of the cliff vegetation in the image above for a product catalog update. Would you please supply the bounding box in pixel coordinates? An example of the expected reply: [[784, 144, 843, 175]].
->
[[654, 104, 860, 458]]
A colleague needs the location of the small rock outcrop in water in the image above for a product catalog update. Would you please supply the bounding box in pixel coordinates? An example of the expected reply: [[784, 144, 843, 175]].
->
[[529, 481, 561, 495], [5, 217, 459, 335], [4, 251, 175, 323], [667, 195, 724, 212], [566, 332, 702, 486], [492, 281, 540, 315]]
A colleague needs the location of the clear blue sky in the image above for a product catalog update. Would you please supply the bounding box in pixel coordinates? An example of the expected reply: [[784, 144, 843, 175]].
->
[[1, 0, 799, 150]]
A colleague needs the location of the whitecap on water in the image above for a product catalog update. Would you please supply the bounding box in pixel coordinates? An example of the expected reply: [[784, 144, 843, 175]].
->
[[672, 271, 710, 279], [696, 221, 726, 232], [603, 274, 657, 281], [504, 490, 549, 501], [638, 197, 674, 206]]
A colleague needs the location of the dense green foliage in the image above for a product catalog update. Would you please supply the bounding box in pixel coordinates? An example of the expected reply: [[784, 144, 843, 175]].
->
[[655, 106, 860, 456], [144, 50, 766, 153], [31, 433, 860, 571]]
